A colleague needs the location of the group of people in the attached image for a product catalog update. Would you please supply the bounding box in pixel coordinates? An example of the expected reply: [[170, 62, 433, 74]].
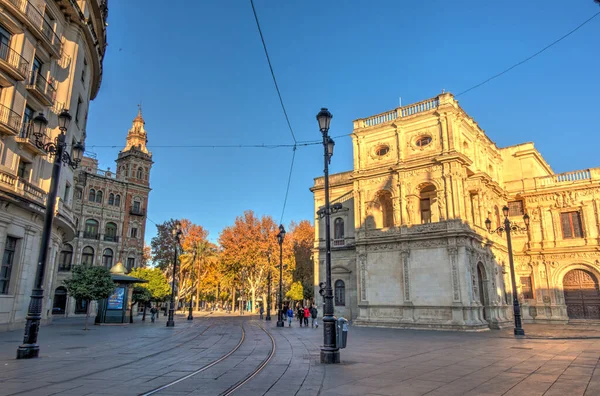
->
[[258, 303, 319, 327]]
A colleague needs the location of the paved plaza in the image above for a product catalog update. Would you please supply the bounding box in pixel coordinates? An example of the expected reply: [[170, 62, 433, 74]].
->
[[0, 313, 599, 395]]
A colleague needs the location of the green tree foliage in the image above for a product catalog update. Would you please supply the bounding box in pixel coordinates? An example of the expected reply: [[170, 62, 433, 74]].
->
[[286, 281, 304, 302], [129, 268, 171, 302], [63, 265, 115, 330], [150, 219, 178, 270]]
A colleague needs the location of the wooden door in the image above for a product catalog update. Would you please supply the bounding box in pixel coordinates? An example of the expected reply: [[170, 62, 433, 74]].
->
[[563, 269, 600, 319]]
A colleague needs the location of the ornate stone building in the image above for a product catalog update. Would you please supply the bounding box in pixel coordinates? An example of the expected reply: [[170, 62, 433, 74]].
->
[[312, 92, 600, 330], [54, 109, 152, 316], [0, 0, 107, 331]]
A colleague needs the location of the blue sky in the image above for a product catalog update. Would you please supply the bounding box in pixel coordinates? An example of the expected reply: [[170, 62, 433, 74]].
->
[[85, 0, 600, 244]]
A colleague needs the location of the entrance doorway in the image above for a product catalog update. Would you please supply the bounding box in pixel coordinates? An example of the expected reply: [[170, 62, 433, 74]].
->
[[52, 287, 67, 315], [477, 263, 488, 321], [563, 269, 600, 319]]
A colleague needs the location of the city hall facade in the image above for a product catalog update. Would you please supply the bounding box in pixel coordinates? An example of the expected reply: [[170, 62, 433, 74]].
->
[[312, 92, 600, 330]]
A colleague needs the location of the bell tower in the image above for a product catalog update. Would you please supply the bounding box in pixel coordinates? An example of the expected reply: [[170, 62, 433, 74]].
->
[[116, 107, 152, 184]]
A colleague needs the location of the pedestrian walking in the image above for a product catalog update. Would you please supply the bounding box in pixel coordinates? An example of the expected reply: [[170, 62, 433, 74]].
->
[[150, 306, 157, 323], [310, 305, 318, 328], [286, 307, 294, 327], [297, 305, 304, 327], [259, 305, 264, 320], [303, 306, 310, 327]]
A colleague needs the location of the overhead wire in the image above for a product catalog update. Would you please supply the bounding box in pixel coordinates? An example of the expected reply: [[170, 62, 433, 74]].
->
[[456, 10, 600, 97]]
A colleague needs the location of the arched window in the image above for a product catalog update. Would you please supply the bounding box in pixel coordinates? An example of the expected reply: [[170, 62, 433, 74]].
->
[[88, 189, 95, 202], [378, 191, 394, 228], [108, 193, 114, 205], [102, 248, 113, 268], [95, 190, 103, 204], [136, 167, 143, 179], [114, 194, 121, 207], [58, 244, 73, 271], [334, 218, 344, 245], [84, 219, 99, 238], [81, 246, 94, 265], [105, 222, 117, 242], [334, 280, 345, 306], [419, 184, 436, 224]]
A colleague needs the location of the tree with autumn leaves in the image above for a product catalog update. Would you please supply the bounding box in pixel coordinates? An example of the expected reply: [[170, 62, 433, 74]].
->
[[149, 212, 314, 313]]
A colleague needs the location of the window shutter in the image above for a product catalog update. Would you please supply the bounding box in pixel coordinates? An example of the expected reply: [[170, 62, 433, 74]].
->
[[560, 213, 572, 238]]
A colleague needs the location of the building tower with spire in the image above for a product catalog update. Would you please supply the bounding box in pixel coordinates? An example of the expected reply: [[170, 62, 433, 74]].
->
[[58, 109, 153, 317]]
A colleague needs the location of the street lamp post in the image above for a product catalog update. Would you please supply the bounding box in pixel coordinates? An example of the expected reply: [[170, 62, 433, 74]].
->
[[485, 206, 529, 336], [17, 110, 83, 359], [316, 107, 340, 364], [166, 222, 182, 327], [266, 250, 272, 321], [276, 225, 286, 327]]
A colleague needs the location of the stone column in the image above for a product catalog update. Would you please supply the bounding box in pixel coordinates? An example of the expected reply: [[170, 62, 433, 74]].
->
[[439, 114, 449, 153]]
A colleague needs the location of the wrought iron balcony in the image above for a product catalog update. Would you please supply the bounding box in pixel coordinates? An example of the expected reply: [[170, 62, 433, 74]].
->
[[1, 0, 62, 57], [0, 40, 29, 80], [0, 104, 21, 135], [103, 235, 119, 242], [129, 207, 145, 216], [16, 122, 48, 155], [26, 72, 56, 106], [83, 231, 99, 240]]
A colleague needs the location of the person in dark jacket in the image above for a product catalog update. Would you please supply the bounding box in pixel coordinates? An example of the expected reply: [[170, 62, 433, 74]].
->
[[310, 305, 318, 328], [297, 305, 304, 327]]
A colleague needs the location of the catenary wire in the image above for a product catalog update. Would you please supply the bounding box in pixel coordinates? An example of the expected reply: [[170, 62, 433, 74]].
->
[[249, 0, 297, 144], [279, 146, 296, 225], [456, 10, 600, 97]]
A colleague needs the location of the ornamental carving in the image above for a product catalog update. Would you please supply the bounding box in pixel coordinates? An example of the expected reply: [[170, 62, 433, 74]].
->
[[410, 239, 447, 249], [359, 254, 367, 301], [402, 250, 410, 301], [366, 243, 397, 252], [447, 246, 460, 301], [401, 165, 442, 178]]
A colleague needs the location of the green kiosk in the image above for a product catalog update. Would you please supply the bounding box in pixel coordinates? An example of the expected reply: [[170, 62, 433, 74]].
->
[[95, 262, 147, 324]]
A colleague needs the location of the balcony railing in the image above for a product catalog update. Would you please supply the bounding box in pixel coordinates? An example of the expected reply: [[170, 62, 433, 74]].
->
[[358, 97, 440, 128], [333, 238, 345, 247], [130, 207, 145, 216], [0, 104, 22, 135], [83, 231, 99, 240], [3, 0, 62, 56], [104, 235, 119, 242], [0, 40, 29, 79], [0, 169, 47, 206], [26, 72, 56, 106], [16, 122, 48, 155]]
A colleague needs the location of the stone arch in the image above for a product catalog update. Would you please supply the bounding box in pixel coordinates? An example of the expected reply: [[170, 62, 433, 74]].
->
[[416, 183, 437, 224], [552, 262, 600, 304], [373, 190, 394, 228], [556, 263, 600, 320]]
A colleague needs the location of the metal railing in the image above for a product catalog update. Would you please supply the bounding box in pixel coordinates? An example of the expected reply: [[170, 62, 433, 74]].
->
[[18, 121, 49, 149], [0, 40, 29, 77], [130, 207, 145, 216], [5, 0, 62, 54], [27, 71, 56, 104], [103, 235, 119, 242], [83, 231, 99, 239], [0, 104, 22, 134]]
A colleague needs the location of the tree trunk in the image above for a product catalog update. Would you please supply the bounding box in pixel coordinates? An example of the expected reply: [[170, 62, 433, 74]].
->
[[130, 302, 135, 324], [231, 287, 236, 312], [142, 304, 147, 321], [251, 287, 256, 314], [84, 299, 91, 330], [196, 261, 201, 310]]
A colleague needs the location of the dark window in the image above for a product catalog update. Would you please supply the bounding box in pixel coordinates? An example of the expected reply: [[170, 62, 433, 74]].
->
[[81, 58, 87, 83], [114, 195, 121, 206], [58, 244, 73, 271], [379, 191, 393, 228], [88, 188, 95, 202], [84, 219, 98, 239], [64, 183, 70, 202], [105, 222, 117, 241], [17, 160, 30, 179], [108, 193, 114, 205], [416, 136, 432, 147], [136, 167, 143, 179], [334, 280, 345, 306], [0, 236, 17, 294], [561, 211, 583, 239], [420, 198, 431, 224], [30, 57, 42, 85], [81, 246, 94, 265], [133, 201, 140, 212], [508, 201, 524, 217], [0, 24, 11, 46], [131, 227, 138, 238], [375, 145, 389, 156], [102, 249, 113, 269], [127, 257, 135, 271], [95, 190, 103, 204], [21, 106, 34, 137], [520, 276, 534, 300], [334, 218, 344, 240], [75, 97, 82, 124]]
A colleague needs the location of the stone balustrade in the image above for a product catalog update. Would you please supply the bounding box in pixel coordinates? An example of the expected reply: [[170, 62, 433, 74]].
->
[[354, 97, 440, 129], [0, 169, 47, 206], [314, 171, 353, 187], [505, 167, 600, 192]]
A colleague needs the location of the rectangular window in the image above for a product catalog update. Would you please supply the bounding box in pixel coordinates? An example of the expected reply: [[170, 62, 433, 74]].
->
[[75, 97, 82, 124], [508, 201, 524, 217], [17, 160, 30, 180], [131, 227, 138, 238], [64, 183, 70, 202], [420, 198, 431, 224], [561, 211, 583, 239], [21, 106, 35, 137], [520, 276, 534, 300], [133, 201, 140, 212], [127, 257, 135, 271], [0, 237, 18, 294]]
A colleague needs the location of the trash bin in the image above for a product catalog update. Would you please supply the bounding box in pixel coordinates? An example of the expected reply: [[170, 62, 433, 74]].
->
[[336, 317, 348, 349]]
